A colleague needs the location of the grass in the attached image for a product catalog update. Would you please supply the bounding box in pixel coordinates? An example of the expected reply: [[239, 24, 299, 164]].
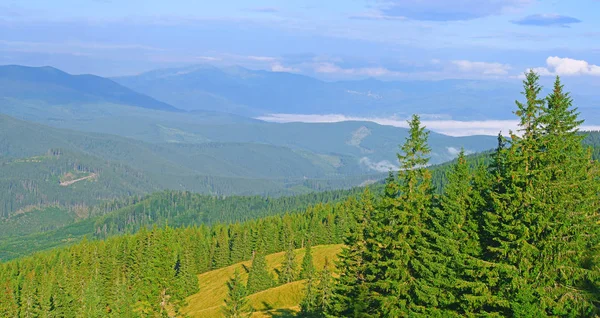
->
[[183, 244, 343, 318]]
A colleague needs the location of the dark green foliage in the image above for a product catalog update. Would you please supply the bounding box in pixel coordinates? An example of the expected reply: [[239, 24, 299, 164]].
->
[[361, 114, 441, 316], [328, 189, 375, 317], [0, 188, 365, 261], [278, 242, 298, 285], [300, 259, 335, 317], [300, 242, 316, 280], [300, 274, 319, 317], [246, 248, 274, 294], [222, 269, 252, 318], [582, 131, 600, 160], [315, 260, 335, 316], [329, 73, 600, 317]]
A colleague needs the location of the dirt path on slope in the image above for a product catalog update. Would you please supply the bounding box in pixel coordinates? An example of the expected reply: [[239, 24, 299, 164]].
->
[[59, 173, 97, 186]]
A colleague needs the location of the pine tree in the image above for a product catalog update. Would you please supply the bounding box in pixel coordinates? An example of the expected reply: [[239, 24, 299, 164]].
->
[[328, 188, 375, 317], [480, 70, 549, 316], [278, 241, 297, 285], [480, 71, 600, 316], [439, 151, 501, 315], [362, 114, 437, 316], [315, 259, 334, 316], [222, 269, 252, 318], [299, 241, 316, 280], [246, 248, 274, 294], [533, 76, 600, 315], [212, 226, 231, 269], [300, 273, 319, 317]]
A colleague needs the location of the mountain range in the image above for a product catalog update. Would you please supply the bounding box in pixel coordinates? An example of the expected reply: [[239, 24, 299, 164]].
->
[[112, 64, 600, 123], [0, 64, 504, 219]]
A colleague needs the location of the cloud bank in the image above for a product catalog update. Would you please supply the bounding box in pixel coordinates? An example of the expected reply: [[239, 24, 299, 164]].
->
[[257, 113, 600, 137]]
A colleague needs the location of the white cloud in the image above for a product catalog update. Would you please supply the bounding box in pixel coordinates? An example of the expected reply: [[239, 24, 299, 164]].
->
[[359, 157, 398, 172], [246, 55, 278, 62], [257, 113, 600, 136], [452, 60, 512, 75], [446, 147, 474, 157], [256, 113, 518, 136], [271, 62, 299, 72], [528, 56, 600, 76], [314, 62, 402, 77]]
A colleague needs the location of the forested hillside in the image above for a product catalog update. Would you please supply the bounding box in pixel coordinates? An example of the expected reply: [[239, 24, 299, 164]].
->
[[583, 130, 600, 159], [0, 150, 157, 218], [0, 150, 495, 261], [0, 191, 360, 316], [0, 186, 369, 261], [0, 73, 598, 317], [0, 114, 390, 212]]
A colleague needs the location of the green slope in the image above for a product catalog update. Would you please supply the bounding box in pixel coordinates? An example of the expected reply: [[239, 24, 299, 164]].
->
[[0, 150, 158, 218], [0, 65, 178, 111], [0, 187, 363, 260], [184, 244, 343, 318], [0, 113, 382, 180]]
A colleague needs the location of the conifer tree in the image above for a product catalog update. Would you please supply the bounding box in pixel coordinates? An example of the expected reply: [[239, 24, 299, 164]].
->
[[278, 241, 297, 285], [299, 241, 316, 280], [222, 269, 252, 318], [246, 248, 274, 294], [480, 71, 548, 316], [482, 71, 600, 316], [212, 226, 231, 269], [315, 259, 334, 316], [533, 76, 600, 314], [439, 152, 499, 315], [300, 274, 319, 317], [329, 188, 375, 316], [362, 114, 437, 316]]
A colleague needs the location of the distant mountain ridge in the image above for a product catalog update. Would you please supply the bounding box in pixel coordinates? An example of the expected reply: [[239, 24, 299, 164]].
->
[[113, 64, 600, 123], [112, 64, 520, 119], [0, 65, 179, 111]]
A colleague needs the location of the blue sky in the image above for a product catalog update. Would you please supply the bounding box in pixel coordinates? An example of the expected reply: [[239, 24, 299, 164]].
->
[[1, 0, 600, 82]]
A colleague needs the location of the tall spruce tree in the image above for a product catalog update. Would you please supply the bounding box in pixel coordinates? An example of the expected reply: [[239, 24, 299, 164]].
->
[[362, 114, 437, 316], [278, 241, 297, 285], [439, 151, 500, 315], [481, 70, 548, 316], [328, 188, 375, 317], [246, 248, 274, 294], [222, 269, 252, 318], [300, 259, 334, 318], [533, 76, 600, 315], [481, 71, 600, 316], [300, 274, 319, 317], [315, 259, 334, 316], [300, 241, 316, 280]]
